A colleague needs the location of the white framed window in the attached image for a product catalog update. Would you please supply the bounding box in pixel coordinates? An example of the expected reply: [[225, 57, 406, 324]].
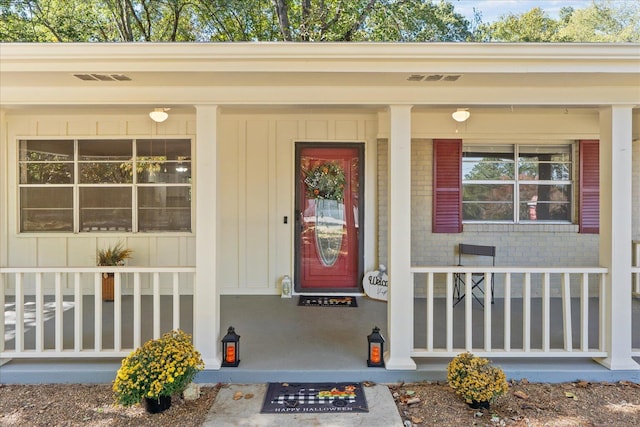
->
[[19, 138, 192, 233], [462, 144, 572, 223]]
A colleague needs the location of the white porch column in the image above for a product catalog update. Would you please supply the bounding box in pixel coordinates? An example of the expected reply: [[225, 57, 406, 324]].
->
[[597, 105, 639, 370], [194, 105, 222, 369], [385, 105, 417, 370]]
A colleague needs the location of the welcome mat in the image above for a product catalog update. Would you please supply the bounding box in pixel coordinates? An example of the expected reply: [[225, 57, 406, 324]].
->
[[298, 295, 357, 307], [261, 382, 368, 413]]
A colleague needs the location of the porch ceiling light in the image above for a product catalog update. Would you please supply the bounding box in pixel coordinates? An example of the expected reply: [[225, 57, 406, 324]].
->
[[452, 108, 470, 122], [149, 108, 169, 122]]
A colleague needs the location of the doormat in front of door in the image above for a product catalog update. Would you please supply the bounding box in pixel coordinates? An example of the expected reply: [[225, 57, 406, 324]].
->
[[298, 295, 357, 307], [261, 382, 368, 413]]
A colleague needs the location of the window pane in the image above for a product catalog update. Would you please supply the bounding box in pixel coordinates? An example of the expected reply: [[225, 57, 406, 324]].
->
[[137, 139, 191, 160], [79, 162, 133, 183], [463, 146, 514, 180], [19, 163, 73, 184], [137, 162, 192, 184], [519, 145, 570, 159], [518, 162, 571, 181], [463, 202, 514, 221], [519, 146, 571, 181], [20, 187, 73, 232], [463, 183, 513, 221], [138, 187, 192, 231], [136, 139, 191, 184], [519, 184, 571, 221], [19, 140, 73, 161], [79, 187, 132, 231], [463, 183, 513, 202], [78, 139, 132, 160]]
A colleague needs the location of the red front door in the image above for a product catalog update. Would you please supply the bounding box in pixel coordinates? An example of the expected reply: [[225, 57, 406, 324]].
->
[[295, 144, 363, 292]]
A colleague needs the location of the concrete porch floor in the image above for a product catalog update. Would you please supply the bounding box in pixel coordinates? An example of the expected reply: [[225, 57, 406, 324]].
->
[[1, 295, 639, 384]]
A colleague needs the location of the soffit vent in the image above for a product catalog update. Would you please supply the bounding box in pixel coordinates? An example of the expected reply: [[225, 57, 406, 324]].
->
[[73, 74, 132, 82], [408, 74, 462, 82]]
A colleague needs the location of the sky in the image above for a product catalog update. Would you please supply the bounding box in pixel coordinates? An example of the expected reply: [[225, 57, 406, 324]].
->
[[452, 0, 595, 22]]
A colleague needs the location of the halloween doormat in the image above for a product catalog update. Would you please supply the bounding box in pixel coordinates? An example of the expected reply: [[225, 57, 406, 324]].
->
[[261, 382, 368, 413], [298, 295, 357, 307]]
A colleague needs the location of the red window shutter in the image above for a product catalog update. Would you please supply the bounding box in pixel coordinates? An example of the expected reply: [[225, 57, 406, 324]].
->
[[433, 139, 462, 233], [579, 140, 599, 234]]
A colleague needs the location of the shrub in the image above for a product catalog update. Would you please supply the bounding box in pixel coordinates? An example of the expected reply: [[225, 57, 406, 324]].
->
[[113, 330, 204, 407], [447, 352, 508, 404]]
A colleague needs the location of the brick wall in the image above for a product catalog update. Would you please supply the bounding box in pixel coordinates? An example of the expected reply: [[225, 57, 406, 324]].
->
[[377, 139, 609, 297]]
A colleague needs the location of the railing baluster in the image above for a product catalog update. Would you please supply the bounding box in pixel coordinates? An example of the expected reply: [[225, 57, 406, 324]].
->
[[0, 272, 4, 354], [634, 241, 640, 295], [153, 272, 160, 339], [173, 272, 180, 331], [15, 273, 24, 353], [445, 272, 453, 352], [504, 273, 511, 352], [55, 272, 63, 352], [561, 272, 572, 351], [484, 271, 492, 352], [523, 273, 531, 352], [426, 272, 433, 352], [74, 273, 82, 353], [464, 272, 472, 351], [35, 273, 44, 352], [542, 272, 550, 352], [114, 273, 122, 351], [94, 273, 102, 351], [580, 273, 589, 352], [599, 272, 606, 352], [134, 272, 141, 348]]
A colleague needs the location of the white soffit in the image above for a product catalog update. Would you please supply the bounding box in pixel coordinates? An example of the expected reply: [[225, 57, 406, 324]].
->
[[1, 43, 638, 106]]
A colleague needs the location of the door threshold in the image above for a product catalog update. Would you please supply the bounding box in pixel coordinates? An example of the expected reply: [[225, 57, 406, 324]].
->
[[294, 292, 365, 297]]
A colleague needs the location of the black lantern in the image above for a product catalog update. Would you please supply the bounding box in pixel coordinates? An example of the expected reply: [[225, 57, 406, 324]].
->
[[367, 326, 385, 367], [221, 326, 240, 367]]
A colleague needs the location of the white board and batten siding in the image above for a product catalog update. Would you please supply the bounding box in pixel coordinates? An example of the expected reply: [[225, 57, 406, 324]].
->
[[218, 113, 379, 295], [2, 112, 196, 294]]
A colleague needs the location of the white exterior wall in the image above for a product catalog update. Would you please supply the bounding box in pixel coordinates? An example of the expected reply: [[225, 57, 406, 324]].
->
[[1, 107, 638, 296], [217, 112, 379, 294], [1, 111, 197, 293]]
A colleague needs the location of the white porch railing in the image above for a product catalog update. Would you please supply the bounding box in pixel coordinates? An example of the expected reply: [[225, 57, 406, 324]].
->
[[633, 241, 640, 297], [1, 267, 195, 359], [633, 242, 640, 358], [410, 267, 608, 359]]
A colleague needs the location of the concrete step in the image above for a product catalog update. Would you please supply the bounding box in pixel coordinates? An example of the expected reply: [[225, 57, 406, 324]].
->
[[203, 383, 403, 427]]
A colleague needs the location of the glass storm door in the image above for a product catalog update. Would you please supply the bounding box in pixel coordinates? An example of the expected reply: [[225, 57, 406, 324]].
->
[[295, 144, 364, 292]]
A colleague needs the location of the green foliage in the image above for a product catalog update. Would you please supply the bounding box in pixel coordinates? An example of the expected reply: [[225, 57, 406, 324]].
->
[[557, 0, 640, 42], [97, 241, 132, 266], [2, 0, 637, 42], [304, 161, 346, 201], [478, 0, 639, 42], [447, 352, 509, 404], [481, 7, 559, 42], [113, 330, 204, 407], [1, 0, 472, 42]]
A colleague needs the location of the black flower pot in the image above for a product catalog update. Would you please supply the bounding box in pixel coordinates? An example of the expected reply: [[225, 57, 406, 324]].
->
[[144, 395, 172, 414], [468, 400, 490, 410]]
